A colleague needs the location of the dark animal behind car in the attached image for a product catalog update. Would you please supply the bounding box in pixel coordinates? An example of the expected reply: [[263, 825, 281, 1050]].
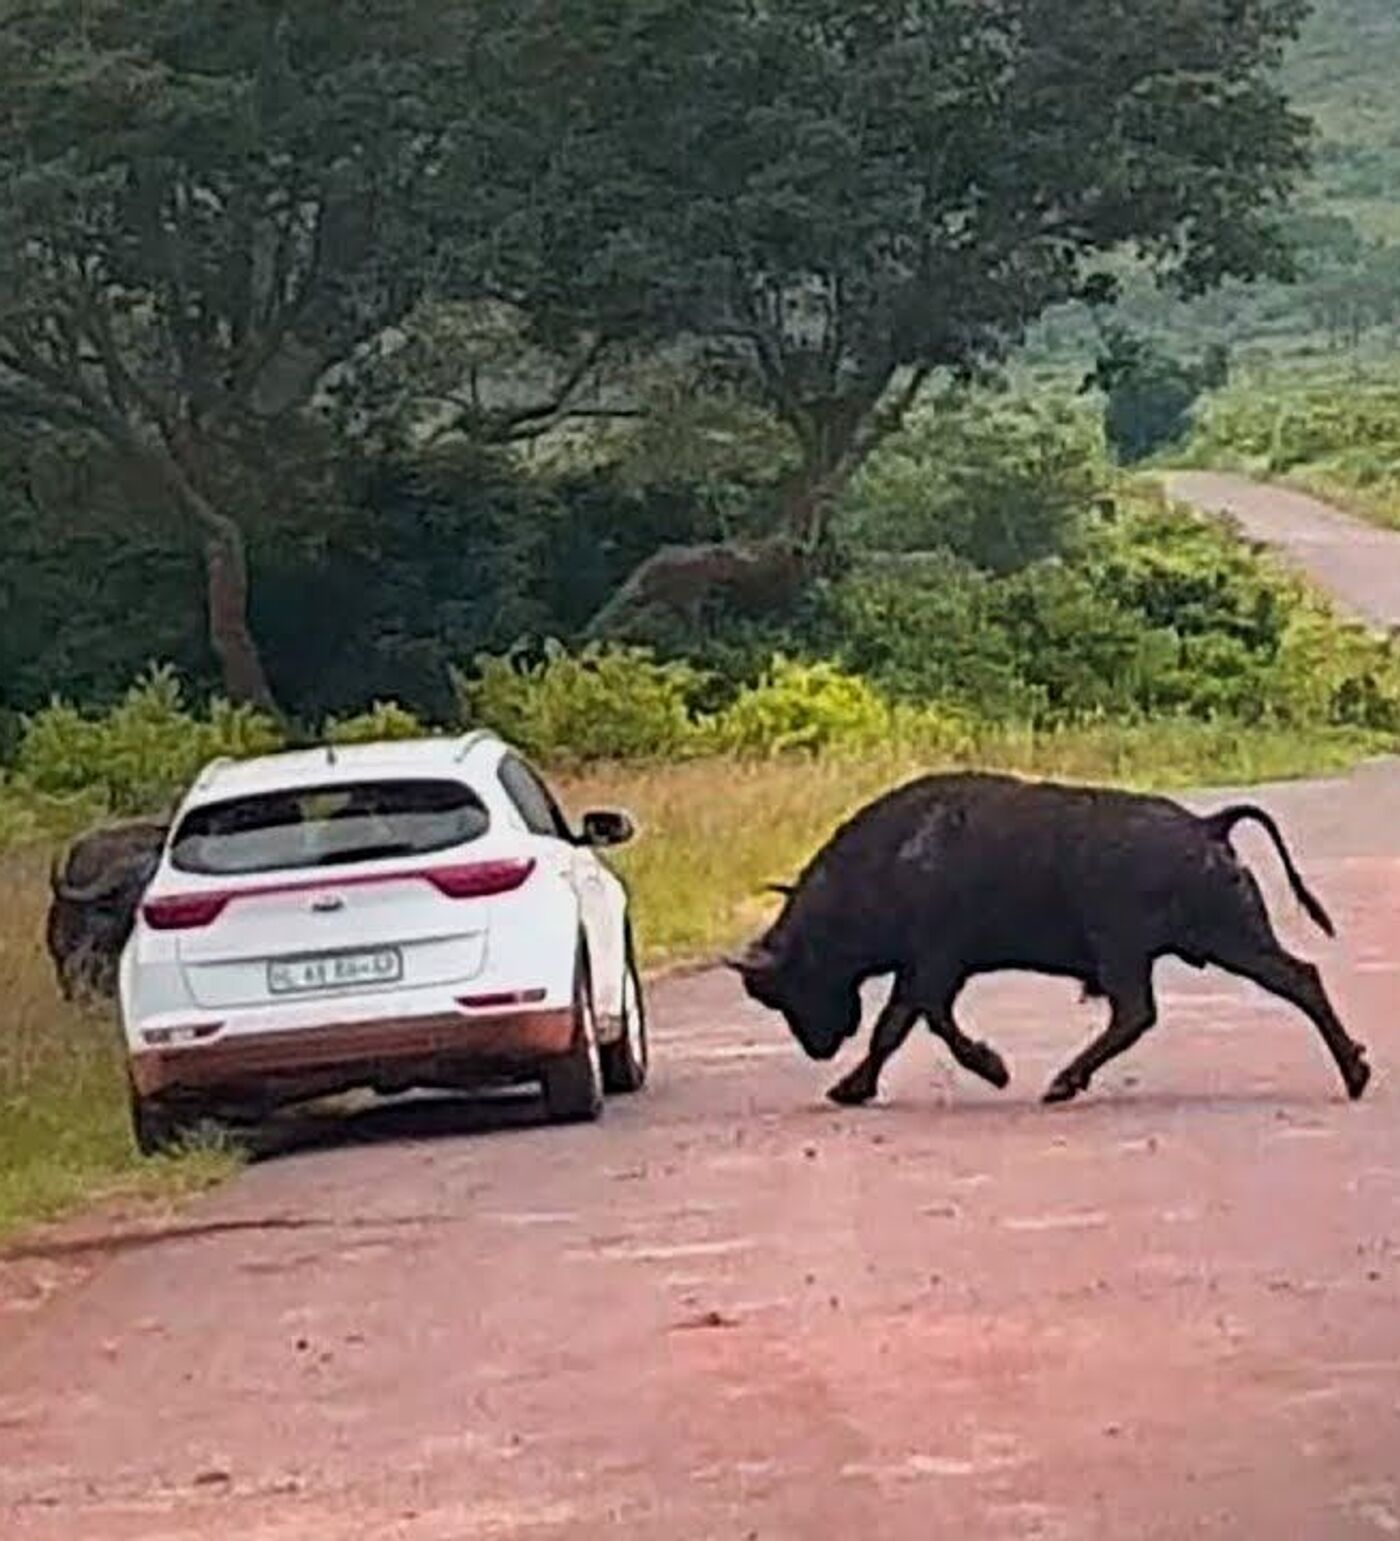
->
[[729, 772, 1369, 1106], [47, 819, 167, 1001]]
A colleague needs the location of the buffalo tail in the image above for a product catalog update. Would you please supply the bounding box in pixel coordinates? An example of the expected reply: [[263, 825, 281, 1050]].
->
[[1205, 804, 1336, 938]]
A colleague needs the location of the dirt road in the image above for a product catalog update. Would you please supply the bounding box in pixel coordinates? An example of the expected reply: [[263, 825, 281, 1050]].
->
[[2, 481, 1399, 1540], [1164, 471, 1400, 627]]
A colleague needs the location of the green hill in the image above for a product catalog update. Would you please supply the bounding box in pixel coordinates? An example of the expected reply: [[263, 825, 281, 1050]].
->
[[1288, 0, 1400, 238]]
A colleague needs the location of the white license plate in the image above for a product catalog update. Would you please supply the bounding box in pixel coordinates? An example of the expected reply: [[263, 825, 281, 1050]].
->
[[268, 948, 403, 995]]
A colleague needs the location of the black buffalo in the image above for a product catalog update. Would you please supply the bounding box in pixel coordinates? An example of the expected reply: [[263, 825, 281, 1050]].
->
[[47, 819, 167, 1001], [729, 773, 1370, 1106]]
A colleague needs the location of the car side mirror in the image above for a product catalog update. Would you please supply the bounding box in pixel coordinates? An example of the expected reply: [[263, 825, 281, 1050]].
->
[[579, 809, 635, 848]]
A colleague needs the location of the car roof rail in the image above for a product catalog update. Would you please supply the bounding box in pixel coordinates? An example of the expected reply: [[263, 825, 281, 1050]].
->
[[453, 728, 500, 762]]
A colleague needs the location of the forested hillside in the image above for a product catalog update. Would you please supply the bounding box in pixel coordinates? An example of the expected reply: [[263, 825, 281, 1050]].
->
[[1288, 0, 1400, 239], [1023, 0, 1400, 363]]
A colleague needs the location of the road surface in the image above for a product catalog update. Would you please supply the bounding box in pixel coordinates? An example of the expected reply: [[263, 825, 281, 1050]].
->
[[1165, 471, 1400, 627], [2, 479, 1399, 1541]]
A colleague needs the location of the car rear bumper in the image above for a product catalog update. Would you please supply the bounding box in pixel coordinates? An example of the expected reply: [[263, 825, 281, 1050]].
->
[[128, 1006, 577, 1101]]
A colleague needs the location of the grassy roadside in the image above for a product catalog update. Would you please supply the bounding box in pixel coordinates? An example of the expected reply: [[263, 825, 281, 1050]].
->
[[1172, 450, 1400, 534], [3, 718, 1385, 1242], [1276, 468, 1400, 534], [0, 850, 238, 1239], [1178, 373, 1400, 534]]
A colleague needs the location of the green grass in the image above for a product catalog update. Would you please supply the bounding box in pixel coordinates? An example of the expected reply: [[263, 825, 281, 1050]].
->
[[0, 850, 238, 1241]]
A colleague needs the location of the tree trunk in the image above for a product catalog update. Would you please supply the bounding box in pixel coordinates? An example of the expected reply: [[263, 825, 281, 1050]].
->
[[145, 436, 282, 716], [585, 534, 808, 639], [585, 432, 855, 639], [583, 370, 930, 639], [201, 521, 280, 714]]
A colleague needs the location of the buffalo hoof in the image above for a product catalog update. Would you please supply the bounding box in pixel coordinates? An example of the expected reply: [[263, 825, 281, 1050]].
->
[[828, 1072, 877, 1107], [1344, 1048, 1371, 1102], [964, 1042, 1010, 1090], [1042, 1073, 1083, 1106]]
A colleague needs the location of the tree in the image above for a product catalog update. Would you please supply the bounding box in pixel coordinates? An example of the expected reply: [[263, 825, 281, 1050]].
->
[[0, 1, 474, 710], [468, 0, 1313, 627], [1084, 326, 1231, 464]]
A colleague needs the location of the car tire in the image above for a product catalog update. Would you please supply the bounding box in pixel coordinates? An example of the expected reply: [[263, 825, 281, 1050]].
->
[[541, 950, 604, 1124], [128, 1082, 192, 1157], [600, 930, 648, 1095]]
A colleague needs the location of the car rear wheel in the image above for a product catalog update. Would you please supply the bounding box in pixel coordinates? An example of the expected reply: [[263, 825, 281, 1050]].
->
[[128, 1082, 195, 1157], [600, 932, 648, 1095], [541, 951, 604, 1124]]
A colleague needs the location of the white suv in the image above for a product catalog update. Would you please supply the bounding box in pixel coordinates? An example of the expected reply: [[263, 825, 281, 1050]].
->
[[120, 732, 647, 1151]]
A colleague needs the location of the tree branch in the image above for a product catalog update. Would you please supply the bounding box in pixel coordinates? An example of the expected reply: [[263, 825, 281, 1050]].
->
[[418, 334, 616, 444]]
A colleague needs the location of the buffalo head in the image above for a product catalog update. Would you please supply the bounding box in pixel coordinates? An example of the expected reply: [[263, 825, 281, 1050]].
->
[[46, 820, 166, 1001], [726, 938, 860, 1062]]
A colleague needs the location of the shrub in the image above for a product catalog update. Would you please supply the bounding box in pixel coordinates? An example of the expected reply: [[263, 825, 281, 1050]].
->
[[987, 561, 1180, 722], [818, 556, 1045, 720], [15, 666, 284, 816], [0, 779, 106, 850], [322, 701, 428, 744], [842, 393, 1104, 573], [703, 657, 894, 758], [455, 641, 704, 764], [1085, 327, 1229, 464]]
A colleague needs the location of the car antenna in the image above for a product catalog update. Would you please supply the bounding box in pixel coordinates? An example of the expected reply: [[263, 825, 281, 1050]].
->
[[325, 743, 337, 766]]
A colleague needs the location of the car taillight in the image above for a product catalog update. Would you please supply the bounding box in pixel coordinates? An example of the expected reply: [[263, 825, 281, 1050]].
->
[[141, 892, 231, 930], [426, 859, 536, 899], [140, 859, 535, 927]]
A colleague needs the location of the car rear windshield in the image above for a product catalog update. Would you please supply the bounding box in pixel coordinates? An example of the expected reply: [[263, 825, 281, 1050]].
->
[[170, 779, 490, 876]]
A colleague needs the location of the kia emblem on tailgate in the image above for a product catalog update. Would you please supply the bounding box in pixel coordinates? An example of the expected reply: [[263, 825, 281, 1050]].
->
[[311, 894, 345, 913]]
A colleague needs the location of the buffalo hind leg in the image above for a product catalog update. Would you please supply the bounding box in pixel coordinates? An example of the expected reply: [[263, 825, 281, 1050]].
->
[[1044, 967, 1157, 1105], [828, 996, 919, 1107], [1212, 942, 1369, 1100]]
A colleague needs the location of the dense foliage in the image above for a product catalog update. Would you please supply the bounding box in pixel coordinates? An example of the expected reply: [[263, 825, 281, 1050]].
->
[[1021, 1, 1400, 363], [6, 390, 1399, 852], [1084, 329, 1231, 465], [0, 0, 1318, 710]]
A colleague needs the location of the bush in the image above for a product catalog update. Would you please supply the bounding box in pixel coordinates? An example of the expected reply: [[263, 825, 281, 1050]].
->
[[322, 701, 428, 744], [842, 393, 1103, 573], [807, 486, 1400, 733], [1085, 328, 1229, 465], [16, 667, 284, 816], [987, 561, 1180, 721], [818, 555, 1045, 720], [455, 641, 704, 764], [0, 779, 106, 850], [702, 657, 891, 758]]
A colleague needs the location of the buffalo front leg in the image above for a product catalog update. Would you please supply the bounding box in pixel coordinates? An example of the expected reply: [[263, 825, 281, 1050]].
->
[[827, 994, 920, 1107], [928, 1007, 1011, 1090], [1044, 966, 1157, 1105], [1212, 942, 1370, 1100]]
